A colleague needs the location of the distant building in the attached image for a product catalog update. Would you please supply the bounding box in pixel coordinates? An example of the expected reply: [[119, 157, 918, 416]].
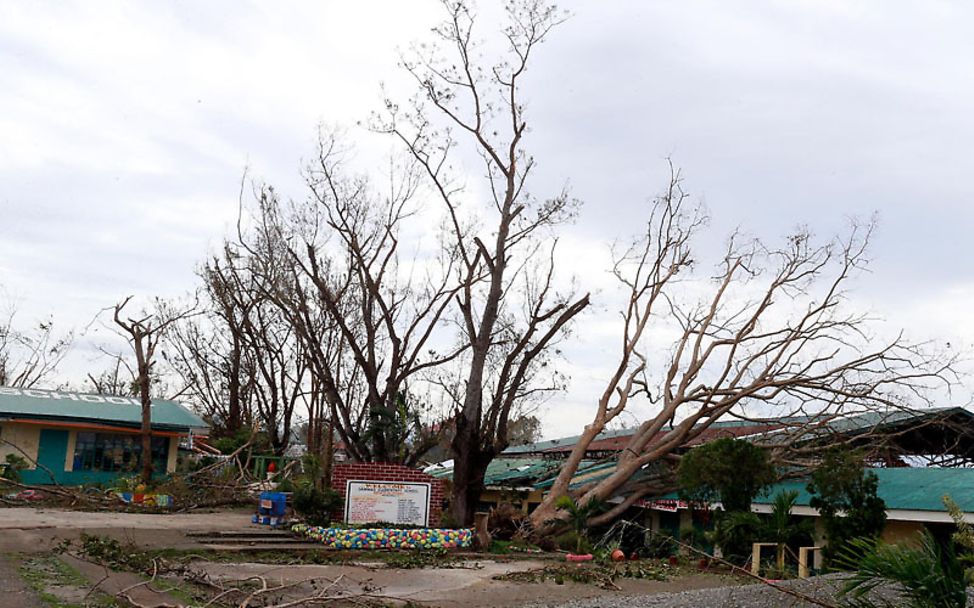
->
[[0, 386, 207, 485], [429, 406, 974, 544]]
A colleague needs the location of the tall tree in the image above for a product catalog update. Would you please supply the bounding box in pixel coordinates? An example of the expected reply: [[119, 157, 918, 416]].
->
[[167, 245, 309, 456], [528, 171, 954, 528], [379, 0, 590, 525], [236, 135, 463, 466], [113, 297, 193, 484]]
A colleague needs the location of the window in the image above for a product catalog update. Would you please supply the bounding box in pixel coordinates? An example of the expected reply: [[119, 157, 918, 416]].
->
[[72, 432, 169, 474]]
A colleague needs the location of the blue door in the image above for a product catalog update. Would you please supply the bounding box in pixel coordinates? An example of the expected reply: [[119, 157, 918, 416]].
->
[[23, 429, 69, 485]]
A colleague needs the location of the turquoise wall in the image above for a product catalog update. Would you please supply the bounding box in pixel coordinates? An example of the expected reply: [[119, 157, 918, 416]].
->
[[19, 429, 169, 487]]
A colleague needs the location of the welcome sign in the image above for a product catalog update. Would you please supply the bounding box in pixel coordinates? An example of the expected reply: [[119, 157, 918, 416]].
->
[[344, 480, 431, 527]]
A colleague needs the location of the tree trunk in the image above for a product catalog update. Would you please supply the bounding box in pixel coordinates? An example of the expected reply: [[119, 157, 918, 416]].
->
[[135, 341, 154, 486], [450, 413, 493, 526], [227, 335, 242, 434], [321, 416, 334, 490], [528, 423, 605, 527]]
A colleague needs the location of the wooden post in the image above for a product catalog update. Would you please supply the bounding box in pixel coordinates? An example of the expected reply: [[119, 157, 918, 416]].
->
[[751, 542, 777, 576], [798, 546, 822, 579], [474, 511, 490, 551]]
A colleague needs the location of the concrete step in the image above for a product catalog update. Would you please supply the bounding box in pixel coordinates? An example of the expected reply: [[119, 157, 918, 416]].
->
[[197, 537, 308, 545], [199, 543, 324, 551], [186, 529, 294, 539]]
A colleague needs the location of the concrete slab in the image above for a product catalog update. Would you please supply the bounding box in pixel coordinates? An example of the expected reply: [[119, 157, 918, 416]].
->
[[0, 555, 43, 608]]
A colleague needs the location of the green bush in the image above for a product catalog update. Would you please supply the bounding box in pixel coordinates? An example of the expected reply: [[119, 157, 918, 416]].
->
[[275, 478, 297, 493], [679, 525, 705, 551], [3, 454, 28, 482], [710, 511, 763, 565], [807, 448, 886, 563], [643, 532, 676, 559], [554, 531, 592, 554], [678, 438, 776, 512], [292, 484, 341, 526]]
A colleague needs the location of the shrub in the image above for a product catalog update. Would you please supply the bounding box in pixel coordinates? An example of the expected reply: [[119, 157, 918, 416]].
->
[[679, 525, 706, 551], [293, 484, 341, 526], [807, 448, 886, 563], [643, 532, 676, 559], [554, 531, 592, 554], [536, 536, 557, 552], [3, 454, 28, 482], [438, 507, 460, 529], [710, 511, 763, 565], [275, 478, 297, 493], [678, 438, 776, 512]]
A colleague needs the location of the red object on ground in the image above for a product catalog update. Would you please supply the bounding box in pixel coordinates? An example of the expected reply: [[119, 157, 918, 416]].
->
[[566, 553, 594, 562], [267, 461, 277, 473], [611, 549, 626, 562]]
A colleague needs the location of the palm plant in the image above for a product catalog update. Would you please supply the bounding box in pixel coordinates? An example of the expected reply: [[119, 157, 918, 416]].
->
[[838, 531, 966, 608], [554, 495, 603, 554]]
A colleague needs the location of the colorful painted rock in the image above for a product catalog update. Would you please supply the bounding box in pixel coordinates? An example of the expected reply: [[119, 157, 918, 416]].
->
[[292, 524, 473, 550]]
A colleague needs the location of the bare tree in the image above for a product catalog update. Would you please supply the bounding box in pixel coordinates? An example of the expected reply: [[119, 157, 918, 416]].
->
[[86, 354, 137, 396], [167, 245, 309, 456], [0, 302, 72, 388], [235, 134, 465, 466], [379, 0, 590, 524], [112, 297, 194, 484], [528, 170, 955, 527]]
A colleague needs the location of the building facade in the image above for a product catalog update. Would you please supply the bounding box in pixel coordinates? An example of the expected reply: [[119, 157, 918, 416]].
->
[[0, 386, 207, 485]]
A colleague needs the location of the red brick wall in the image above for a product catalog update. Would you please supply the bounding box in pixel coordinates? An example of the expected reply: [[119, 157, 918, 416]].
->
[[331, 463, 445, 527]]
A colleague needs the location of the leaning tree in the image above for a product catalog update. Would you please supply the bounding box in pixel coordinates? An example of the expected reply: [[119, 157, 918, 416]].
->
[[528, 169, 955, 528]]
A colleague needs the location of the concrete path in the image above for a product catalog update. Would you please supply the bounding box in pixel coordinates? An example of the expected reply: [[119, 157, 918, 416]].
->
[[62, 554, 185, 608], [0, 555, 42, 608], [0, 507, 253, 553]]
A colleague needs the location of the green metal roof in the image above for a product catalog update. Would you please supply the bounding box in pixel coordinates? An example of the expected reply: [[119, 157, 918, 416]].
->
[[533, 460, 614, 490], [752, 467, 974, 513], [428, 457, 568, 488], [503, 427, 637, 455], [503, 417, 813, 456], [0, 386, 207, 432]]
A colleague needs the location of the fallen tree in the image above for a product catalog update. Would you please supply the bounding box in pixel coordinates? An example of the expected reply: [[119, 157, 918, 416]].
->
[[528, 168, 956, 528]]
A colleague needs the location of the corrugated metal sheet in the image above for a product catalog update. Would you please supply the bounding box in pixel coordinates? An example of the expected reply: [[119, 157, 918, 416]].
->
[[753, 467, 974, 513], [0, 386, 207, 432]]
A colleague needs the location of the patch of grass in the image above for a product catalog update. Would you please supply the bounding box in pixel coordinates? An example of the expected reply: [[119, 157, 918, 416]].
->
[[150, 577, 200, 606], [489, 539, 544, 555], [19, 555, 88, 588], [17, 554, 118, 608], [495, 561, 668, 589], [381, 548, 466, 569]]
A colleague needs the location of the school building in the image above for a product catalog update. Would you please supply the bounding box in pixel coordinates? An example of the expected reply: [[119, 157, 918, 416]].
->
[[0, 386, 207, 485]]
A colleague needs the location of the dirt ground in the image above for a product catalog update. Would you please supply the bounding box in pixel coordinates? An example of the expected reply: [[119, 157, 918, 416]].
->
[[0, 507, 739, 607]]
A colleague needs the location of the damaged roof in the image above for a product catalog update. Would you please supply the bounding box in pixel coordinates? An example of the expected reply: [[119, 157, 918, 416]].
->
[[0, 386, 207, 433]]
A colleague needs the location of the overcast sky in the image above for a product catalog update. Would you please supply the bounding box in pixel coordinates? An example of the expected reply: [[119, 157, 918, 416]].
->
[[1, 1, 972, 439]]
